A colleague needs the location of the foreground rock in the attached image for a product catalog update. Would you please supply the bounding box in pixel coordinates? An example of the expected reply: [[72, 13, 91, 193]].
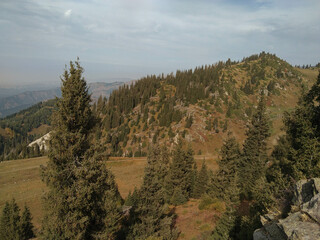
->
[[253, 178, 320, 240]]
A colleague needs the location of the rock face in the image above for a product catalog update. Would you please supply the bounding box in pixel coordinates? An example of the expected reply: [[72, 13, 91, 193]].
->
[[253, 178, 320, 240], [28, 132, 51, 151]]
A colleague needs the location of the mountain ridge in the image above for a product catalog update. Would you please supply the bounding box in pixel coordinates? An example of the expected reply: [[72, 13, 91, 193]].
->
[[0, 52, 318, 161], [96, 52, 318, 157], [0, 81, 125, 118]]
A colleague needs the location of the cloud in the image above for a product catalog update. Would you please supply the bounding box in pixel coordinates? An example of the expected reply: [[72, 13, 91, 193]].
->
[[0, 0, 319, 85], [64, 9, 72, 17]]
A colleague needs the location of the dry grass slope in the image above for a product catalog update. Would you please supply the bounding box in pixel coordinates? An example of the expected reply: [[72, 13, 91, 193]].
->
[[0, 155, 218, 236]]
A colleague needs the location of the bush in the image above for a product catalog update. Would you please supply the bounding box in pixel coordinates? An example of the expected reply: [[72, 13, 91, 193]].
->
[[171, 188, 187, 206], [198, 195, 225, 213]]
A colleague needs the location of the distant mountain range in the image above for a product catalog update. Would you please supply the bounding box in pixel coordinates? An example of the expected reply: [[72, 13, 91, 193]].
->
[[0, 82, 124, 118]]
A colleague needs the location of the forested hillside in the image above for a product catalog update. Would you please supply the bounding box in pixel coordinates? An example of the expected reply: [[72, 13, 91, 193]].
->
[[0, 52, 318, 161], [96, 52, 317, 157], [1, 57, 319, 240], [0, 88, 60, 118], [0, 82, 124, 118], [0, 99, 56, 160]]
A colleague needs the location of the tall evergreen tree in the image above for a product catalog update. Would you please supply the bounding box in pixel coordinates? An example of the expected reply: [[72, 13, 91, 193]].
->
[[210, 134, 241, 240], [234, 93, 273, 240], [211, 209, 237, 240], [213, 133, 241, 202], [239, 93, 270, 199], [20, 206, 35, 240], [128, 145, 178, 240], [41, 60, 122, 240], [268, 71, 320, 196], [281, 71, 320, 179], [165, 141, 195, 204], [0, 199, 34, 240], [193, 160, 209, 198], [0, 199, 21, 240]]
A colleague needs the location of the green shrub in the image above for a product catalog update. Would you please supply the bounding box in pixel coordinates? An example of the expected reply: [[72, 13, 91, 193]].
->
[[198, 195, 225, 213]]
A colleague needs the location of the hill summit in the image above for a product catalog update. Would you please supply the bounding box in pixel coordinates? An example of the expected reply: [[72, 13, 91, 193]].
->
[[0, 52, 318, 160], [96, 52, 315, 157]]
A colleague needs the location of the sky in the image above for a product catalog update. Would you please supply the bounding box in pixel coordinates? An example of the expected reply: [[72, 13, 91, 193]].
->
[[0, 0, 319, 87]]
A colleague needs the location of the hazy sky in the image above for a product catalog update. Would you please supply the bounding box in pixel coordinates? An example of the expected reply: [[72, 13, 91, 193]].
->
[[0, 0, 319, 87]]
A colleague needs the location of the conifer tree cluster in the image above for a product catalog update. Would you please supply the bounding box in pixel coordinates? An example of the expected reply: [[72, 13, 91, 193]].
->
[[1, 55, 316, 239], [268, 71, 320, 192], [125, 141, 212, 239], [213, 133, 240, 203], [208, 92, 271, 239], [0, 199, 34, 240], [209, 73, 320, 239], [127, 146, 178, 239], [239, 93, 270, 200], [166, 142, 211, 202]]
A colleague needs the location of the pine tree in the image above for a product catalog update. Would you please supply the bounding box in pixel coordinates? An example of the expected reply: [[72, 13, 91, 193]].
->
[[20, 206, 34, 240], [128, 145, 178, 239], [282, 71, 320, 179], [184, 145, 195, 198], [268, 71, 320, 200], [190, 162, 198, 198], [41, 60, 123, 239], [239, 93, 270, 199], [0, 199, 34, 240], [0, 199, 21, 240], [125, 187, 139, 207], [213, 133, 241, 202], [193, 160, 209, 198], [165, 141, 195, 203], [235, 93, 272, 239], [210, 134, 241, 240], [211, 209, 237, 240]]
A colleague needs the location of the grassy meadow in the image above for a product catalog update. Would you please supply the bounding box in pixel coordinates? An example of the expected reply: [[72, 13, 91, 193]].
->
[[0, 155, 218, 238]]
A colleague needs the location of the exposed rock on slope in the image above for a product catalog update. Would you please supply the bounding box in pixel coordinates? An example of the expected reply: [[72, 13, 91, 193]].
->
[[253, 178, 320, 240], [28, 132, 51, 151]]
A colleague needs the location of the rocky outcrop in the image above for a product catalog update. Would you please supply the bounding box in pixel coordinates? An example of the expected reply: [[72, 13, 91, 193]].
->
[[253, 178, 320, 240], [28, 132, 51, 151]]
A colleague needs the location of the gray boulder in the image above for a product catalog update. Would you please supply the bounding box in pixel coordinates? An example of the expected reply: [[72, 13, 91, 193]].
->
[[292, 178, 320, 206], [254, 178, 320, 240]]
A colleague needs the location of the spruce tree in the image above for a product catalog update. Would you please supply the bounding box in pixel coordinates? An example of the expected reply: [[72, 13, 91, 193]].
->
[[0, 199, 21, 240], [165, 141, 195, 203], [281, 71, 320, 179], [211, 209, 237, 240], [129, 145, 178, 239], [211, 134, 241, 240], [41, 60, 122, 239], [0, 199, 34, 240], [125, 187, 139, 207], [184, 145, 195, 198], [236, 93, 272, 239], [239, 93, 270, 199], [213, 133, 241, 202], [268, 71, 320, 194], [193, 160, 209, 198], [190, 162, 198, 198], [20, 206, 35, 240]]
